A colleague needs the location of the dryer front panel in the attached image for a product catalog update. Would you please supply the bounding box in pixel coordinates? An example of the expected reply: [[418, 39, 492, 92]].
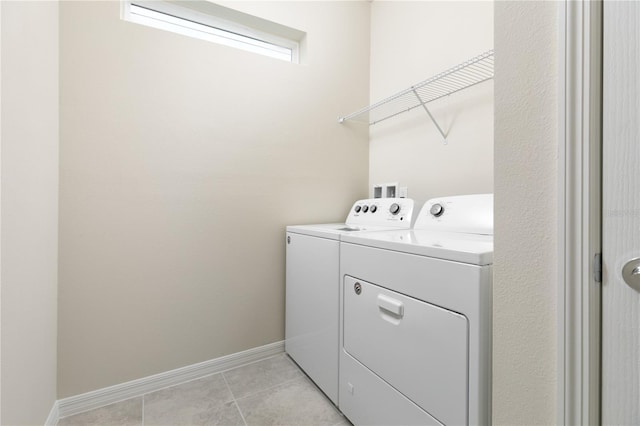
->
[[285, 232, 339, 404], [343, 275, 469, 425]]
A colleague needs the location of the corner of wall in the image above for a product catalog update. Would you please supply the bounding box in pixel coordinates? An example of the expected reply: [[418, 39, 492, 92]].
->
[[0, 0, 59, 424], [493, 1, 559, 424]]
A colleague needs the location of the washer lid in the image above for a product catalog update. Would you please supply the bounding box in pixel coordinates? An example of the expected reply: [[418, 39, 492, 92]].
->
[[286, 223, 402, 240], [341, 229, 493, 265]]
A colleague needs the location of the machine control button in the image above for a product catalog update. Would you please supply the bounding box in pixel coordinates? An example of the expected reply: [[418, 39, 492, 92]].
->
[[389, 203, 401, 215], [370, 205, 378, 213], [362, 205, 369, 213], [354, 205, 361, 213], [430, 203, 445, 217]]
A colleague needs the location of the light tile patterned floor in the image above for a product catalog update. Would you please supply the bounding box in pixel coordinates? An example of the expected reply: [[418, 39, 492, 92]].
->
[[57, 354, 351, 426]]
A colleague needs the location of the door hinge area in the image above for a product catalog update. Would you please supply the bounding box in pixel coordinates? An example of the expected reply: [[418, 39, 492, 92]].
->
[[593, 253, 602, 283]]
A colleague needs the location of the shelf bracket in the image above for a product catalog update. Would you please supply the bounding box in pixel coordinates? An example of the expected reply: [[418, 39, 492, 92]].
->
[[411, 88, 447, 144], [337, 50, 493, 143]]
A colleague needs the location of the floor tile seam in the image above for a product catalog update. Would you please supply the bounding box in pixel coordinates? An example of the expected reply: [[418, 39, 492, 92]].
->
[[234, 373, 347, 426], [295, 374, 344, 417], [221, 353, 302, 399], [137, 370, 226, 401], [232, 374, 308, 404], [281, 374, 345, 420], [221, 370, 248, 426], [232, 399, 249, 426], [137, 353, 287, 404], [159, 352, 288, 402], [59, 354, 288, 423], [141, 375, 237, 424]]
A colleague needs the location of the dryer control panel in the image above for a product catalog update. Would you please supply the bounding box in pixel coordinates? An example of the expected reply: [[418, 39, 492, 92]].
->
[[346, 198, 414, 228], [415, 194, 493, 235]]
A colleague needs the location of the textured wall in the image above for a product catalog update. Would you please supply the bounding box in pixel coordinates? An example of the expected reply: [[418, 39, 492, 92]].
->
[[0, 1, 59, 423], [58, 1, 370, 397], [493, 1, 559, 424], [368, 1, 493, 207]]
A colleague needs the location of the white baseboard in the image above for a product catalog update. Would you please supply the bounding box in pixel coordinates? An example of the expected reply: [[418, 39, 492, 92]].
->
[[45, 401, 59, 426], [56, 340, 285, 420]]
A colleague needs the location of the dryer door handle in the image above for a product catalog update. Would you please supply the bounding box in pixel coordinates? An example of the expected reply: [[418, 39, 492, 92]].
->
[[377, 294, 404, 318]]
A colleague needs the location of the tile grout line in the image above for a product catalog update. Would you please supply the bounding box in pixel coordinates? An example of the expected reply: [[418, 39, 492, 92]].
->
[[59, 353, 347, 426], [223, 354, 305, 402], [232, 374, 306, 404], [85, 351, 288, 422], [221, 372, 248, 426], [229, 370, 347, 426], [131, 353, 287, 402], [283, 372, 348, 423]]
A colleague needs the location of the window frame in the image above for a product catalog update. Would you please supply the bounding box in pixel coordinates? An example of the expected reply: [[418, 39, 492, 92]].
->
[[121, 1, 302, 63]]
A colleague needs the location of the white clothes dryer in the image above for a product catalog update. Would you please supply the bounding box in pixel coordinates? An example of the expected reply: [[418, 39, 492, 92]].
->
[[338, 194, 493, 425], [285, 198, 415, 405]]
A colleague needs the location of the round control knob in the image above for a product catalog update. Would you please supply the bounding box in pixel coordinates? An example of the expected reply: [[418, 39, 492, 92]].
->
[[430, 203, 445, 217], [354, 205, 361, 213], [370, 205, 378, 213], [362, 205, 369, 213], [389, 203, 401, 215]]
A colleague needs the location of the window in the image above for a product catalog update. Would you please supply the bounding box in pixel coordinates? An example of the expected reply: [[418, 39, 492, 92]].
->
[[122, 1, 305, 63]]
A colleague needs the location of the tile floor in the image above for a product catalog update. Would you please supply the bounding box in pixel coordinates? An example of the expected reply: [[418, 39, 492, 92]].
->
[[57, 354, 351, 426]]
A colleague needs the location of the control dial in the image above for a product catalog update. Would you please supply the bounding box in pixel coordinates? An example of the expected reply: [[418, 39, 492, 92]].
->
[[370, 205, 378, 213], [362, 205, 369, 213], [430, 203, 445, 217], [354, 205, 361, 213], [389, 203, 401, 215]]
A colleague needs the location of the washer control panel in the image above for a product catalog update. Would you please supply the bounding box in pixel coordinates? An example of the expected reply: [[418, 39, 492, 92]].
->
[[346, 198, 414, 228]]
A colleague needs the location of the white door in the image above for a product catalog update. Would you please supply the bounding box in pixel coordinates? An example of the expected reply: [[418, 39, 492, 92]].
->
[[602, 2, 640, 423]]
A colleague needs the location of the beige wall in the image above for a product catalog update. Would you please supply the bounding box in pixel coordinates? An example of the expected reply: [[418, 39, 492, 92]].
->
[[0, 1, 59, 424], [493, 1, 558, 424], [368, 1, 493, 207], [58, 1, 370, 397]]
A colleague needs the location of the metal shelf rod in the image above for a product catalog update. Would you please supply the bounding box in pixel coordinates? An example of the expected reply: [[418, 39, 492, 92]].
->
[[338, 49, 495, 138], [412, 88, 447, 143]]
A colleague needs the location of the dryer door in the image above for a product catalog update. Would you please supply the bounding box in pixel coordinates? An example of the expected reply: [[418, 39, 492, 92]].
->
[[343, 275, 469, 425]]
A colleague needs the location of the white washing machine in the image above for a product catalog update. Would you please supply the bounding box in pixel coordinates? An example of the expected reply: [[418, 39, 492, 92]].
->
[[338, 194, 493, 425], [285, 198, 415, 405]]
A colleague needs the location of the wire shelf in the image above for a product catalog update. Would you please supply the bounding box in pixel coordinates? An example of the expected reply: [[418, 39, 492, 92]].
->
[[338, 49, 494, 140]]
